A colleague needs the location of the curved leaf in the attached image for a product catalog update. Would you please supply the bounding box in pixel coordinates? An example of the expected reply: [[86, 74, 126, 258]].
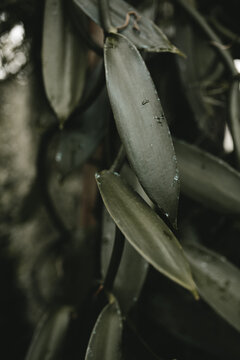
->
[[25, 306, 73, 360], [42, 0, 87, 125], [174, 139, 240, 214], [73, 0, 180, 54], [104, 33, 179, 227], [183, 243, 240, 332], [102, 208, 148, 314], [96, 170, 197, 295], [85, 300, 122, 360]]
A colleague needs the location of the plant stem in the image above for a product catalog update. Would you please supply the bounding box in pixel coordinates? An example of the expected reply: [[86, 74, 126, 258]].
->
[[98, 0, 117, 34], [177, 0, 237, 76], [110, 145, 125, 173], [104, 226, 125, 292]]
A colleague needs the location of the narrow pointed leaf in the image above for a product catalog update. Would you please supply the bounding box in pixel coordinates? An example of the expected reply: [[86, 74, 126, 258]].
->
[[102, 208, 148, 314], [104, 33, 179, 227], [184, 243, 240, 332], [96, 171, 197, 294], [25, 306, 73, 360], [85, 300, 122, 360], [73, 0, 180, 54], [174, 139, 240, 214], [42, 0, 87, 124]]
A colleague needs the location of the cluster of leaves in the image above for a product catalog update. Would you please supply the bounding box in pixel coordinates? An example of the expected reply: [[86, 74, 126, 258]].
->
[[1, 0, 240, 359]]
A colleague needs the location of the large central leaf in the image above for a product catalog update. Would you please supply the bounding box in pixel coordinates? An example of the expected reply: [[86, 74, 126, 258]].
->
[[96, 170, 197, 294], [104, 33, 179, 227]]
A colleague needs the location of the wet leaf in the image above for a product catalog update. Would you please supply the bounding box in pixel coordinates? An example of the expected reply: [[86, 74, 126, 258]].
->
[[73, 0, 180, 54], [85, 300, 122, 360], [101, 165, 149, 314], [104, 33, 179, 227], [174, 139, 240, 214], [55, 88, 109, 177], [42, 0, 87, 125], [25, 306, 73, 360], [183, 242, 240, 332], [96, 170, 197, 294]]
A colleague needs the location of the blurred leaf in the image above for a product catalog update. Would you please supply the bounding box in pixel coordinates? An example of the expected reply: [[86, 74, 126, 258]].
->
[[229, 80, 240, 167], [73, 0, 181, 54], [85, 300, 123, 360], [42, 0, 87, 125], [147, 271, 240, 360], [96, 170, 197, 295], [101, 208, 148, 314], [104, 33, 179, 227], [174, 139, 240, 214], [184, 242, 240, 332], [175, 22, 226, 146], [25, 306, 73, 360], [55, 88, 109, 178]]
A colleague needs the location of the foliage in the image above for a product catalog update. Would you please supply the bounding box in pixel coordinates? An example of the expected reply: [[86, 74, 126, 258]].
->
[[1, 0, 240, 359]]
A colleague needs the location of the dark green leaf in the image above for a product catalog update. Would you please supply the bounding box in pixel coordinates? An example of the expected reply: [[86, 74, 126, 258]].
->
[[25, 306, 73, 360], [104, 33, 179, 227], [102, 208, 148, 314], [183, 242, 240, 332], [85, 300, 122, 360], [55, 89, 109, 177], [174, 139, 240, 214], [73, 0, 180, 54], [96, 170, 197, 295], [42, 0, 87, 125]]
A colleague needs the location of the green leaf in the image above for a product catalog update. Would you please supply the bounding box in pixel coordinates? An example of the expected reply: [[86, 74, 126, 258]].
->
[[101, 164, 150, 313], [174, 139, 240, 214], [42, 0, 87, 125], [148, 272, 240, 359], [183, 242, 240, 332], [85, 300, 122, 360], [104, 33, 179, 227], [25, 306, 73, 360], [55, 88, 109, 177], [96, 170, 197, 295], [73, 0, 181, 54], [102, 208, 148, 314]]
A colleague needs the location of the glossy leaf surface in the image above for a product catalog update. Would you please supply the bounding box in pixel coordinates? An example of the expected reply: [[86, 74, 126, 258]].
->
[[85, 300, 122, 360], [105, 33, 179, 227], [184, 243, 240, 332], [42, 0, 86, 124], [96, 170, 197, 294], [174, 139, 240, 214]]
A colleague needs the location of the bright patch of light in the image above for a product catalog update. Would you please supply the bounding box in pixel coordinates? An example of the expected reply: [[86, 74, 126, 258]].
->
[[0, 22, 27, 80], [234, 59, 240, 73], [9, 24, 25, 47], [223, 125, 234, 153]]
